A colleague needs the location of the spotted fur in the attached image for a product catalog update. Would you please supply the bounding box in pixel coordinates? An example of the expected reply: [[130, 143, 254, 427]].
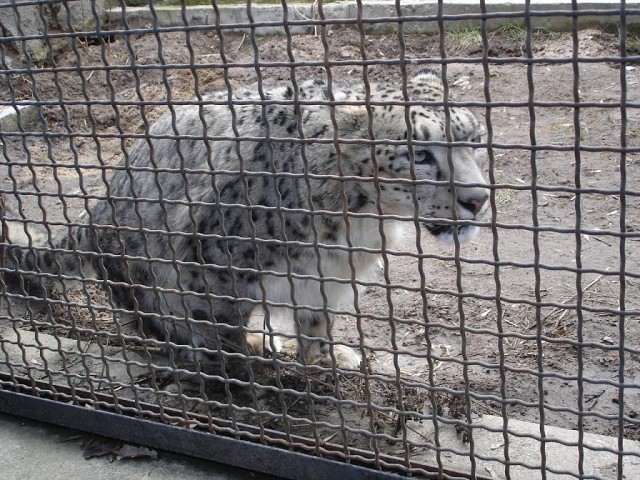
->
[[4, 69, 489, 370]]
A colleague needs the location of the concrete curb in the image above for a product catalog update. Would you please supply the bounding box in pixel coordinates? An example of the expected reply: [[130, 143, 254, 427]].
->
[[106, 1, 640, 34]]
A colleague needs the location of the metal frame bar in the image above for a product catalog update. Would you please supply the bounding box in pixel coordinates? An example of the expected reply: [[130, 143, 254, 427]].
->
[[0, 373, 489, 480]]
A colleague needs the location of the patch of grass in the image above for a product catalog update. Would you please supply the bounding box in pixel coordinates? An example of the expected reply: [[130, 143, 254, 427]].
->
[[626, 33, 640, 55], [452, 26, 482, 50], [599, 23, 640, 56], [494, 21, 527, 43], [492, 21, 556, 45], [495, 188, 517, 206], [580, 127, 588, 141]]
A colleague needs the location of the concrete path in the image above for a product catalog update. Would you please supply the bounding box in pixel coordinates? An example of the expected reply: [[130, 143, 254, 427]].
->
[[0, 412, 277, 480]]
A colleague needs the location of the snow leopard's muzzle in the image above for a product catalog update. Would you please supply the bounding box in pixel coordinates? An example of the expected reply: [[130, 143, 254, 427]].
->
[[423, 195, 489, 244]]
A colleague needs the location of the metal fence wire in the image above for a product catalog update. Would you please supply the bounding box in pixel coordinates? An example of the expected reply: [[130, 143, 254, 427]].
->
[[1, 1, 639, 479]]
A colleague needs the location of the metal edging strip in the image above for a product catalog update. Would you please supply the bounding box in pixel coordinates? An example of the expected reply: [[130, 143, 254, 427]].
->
[[0, 388, 411, 480], [0, 373, 486, 480]]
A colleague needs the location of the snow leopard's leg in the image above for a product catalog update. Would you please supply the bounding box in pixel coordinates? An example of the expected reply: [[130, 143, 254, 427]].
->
[[297, 310, 361, 370]]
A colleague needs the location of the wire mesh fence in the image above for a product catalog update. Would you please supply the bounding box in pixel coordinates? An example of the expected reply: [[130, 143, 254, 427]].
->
[[1, 1, 639, 479]]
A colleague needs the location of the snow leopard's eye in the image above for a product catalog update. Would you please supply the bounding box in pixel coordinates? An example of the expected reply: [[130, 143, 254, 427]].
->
[[414, 150, 437, 165]]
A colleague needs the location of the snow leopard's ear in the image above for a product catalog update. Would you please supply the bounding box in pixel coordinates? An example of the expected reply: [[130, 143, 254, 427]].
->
[[409, 68, 444, 101]]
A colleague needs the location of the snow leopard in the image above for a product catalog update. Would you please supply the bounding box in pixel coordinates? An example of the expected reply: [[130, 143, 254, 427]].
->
[[2, 69, 489, 371]]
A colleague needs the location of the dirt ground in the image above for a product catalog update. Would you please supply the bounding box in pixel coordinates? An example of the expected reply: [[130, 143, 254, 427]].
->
[[1, 22, 640, 470]]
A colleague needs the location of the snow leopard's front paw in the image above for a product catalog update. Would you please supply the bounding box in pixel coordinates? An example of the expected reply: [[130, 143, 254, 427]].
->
[[301, 341, 362, 371], [245, 332, 283, 357]]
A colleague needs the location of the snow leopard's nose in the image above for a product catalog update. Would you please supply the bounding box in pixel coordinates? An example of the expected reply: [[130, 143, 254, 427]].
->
[[458, 194, 488, 216]]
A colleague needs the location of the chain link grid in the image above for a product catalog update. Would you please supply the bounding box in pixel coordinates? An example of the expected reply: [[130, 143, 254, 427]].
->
[[1, 1, 639, 478]]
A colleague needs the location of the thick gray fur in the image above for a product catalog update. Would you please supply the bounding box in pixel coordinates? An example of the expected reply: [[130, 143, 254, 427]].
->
[[4, 70, 489, 370]]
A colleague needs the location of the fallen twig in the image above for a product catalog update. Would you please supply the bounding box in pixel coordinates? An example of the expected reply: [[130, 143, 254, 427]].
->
[[533, 273, 605, 329]]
